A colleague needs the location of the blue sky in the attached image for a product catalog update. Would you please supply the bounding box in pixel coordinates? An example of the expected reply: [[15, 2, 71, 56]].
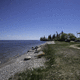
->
[[0, 0, 80, 40]]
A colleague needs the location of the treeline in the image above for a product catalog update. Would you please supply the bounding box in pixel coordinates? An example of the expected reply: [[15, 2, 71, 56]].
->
[[40, 31, 76, 41]]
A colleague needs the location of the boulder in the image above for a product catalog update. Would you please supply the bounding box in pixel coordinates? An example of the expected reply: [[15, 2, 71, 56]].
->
[[27, 50, 29, 52], [28, 49, 34, 52], [29, 49, 33, 52], [37, 51, 45, 58], [37, 47, 41, 51], [34, 50, 39, 53], [35, 46, 38, 49], [32, 47, 35, 50], [24, 56, 31, 60]]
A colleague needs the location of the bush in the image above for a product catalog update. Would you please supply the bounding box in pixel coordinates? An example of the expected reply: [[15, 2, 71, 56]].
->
[[59, 33, 67, 41]]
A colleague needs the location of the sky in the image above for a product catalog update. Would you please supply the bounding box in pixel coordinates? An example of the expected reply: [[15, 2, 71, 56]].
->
[[0, 0, 80, 40]]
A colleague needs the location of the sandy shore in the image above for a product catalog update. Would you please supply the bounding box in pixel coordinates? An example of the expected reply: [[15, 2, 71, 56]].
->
[[0, 41, 55, 80]]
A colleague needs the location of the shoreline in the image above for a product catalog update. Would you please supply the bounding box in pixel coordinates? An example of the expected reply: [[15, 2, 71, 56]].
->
[[0, 41, 46, 68], [0, 40, 46, 67], [0, 41, 55, 80]]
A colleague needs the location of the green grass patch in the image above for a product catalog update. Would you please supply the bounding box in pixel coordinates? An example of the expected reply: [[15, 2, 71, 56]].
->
[[9, 68, 45, 80], [43, 44, 55, 67]]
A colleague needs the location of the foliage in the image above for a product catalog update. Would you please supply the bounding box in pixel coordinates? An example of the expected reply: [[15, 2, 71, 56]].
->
[[40, 36, 48, 41], [48, 34, 51, 40], [77, 45, 80, 47], [52, 34, 55, 40], [60, 33, 68, 41], [67, 33, 76, 39], [40, 31, 76, 41]]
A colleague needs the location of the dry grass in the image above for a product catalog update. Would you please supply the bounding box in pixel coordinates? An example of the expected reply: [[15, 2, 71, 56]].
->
[[45, 41, 80, 80]]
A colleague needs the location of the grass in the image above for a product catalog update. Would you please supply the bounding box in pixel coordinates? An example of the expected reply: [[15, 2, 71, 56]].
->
[[77, 45, 80, 47], [9, 41, 80, 80], [49, 41, 80, 80], [9, 68, 45, 80]]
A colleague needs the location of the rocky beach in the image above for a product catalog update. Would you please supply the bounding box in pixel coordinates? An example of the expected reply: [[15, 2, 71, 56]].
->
[[0, 41, 55, 80]]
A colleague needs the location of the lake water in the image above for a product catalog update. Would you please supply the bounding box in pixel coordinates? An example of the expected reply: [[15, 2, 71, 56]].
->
[[0, 40, 46, 65]]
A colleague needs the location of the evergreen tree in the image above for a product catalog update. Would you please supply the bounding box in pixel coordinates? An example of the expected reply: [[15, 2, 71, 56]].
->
[[61, 31, 63, 34], [52, 34, 55, 39], [48, 35, 51, 40]]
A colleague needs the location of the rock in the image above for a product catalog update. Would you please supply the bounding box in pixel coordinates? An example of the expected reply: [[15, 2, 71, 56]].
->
[[35, 46, 38, 49], [32, 47, 35, 50], [27, 50, 29, 52], [37, 51, 45, 58], [24, 56, 31, 60], [34, 50, 39, 53], [27, 49, 33, 52], [46, 41, 55, 44], [34, 46, 39, 53], [37, 47, 41, 51], [70, 41, 74, 42], [29, 49, 32, 52]]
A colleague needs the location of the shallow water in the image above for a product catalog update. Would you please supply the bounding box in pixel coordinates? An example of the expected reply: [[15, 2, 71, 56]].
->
[[0, 40, 46, 65]]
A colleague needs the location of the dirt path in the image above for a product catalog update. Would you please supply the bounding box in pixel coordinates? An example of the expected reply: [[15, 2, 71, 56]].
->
[[70, 44, 80, 49]]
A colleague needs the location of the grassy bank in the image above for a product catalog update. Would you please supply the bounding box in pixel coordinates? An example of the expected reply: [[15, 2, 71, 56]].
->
[[9, 41, 80, 80]]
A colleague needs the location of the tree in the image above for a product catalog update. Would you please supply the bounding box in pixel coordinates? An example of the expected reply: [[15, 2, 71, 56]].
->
[[40, 37, 43, 41], [67, 33, 76, 40], [40, 36, 46, 41], [52, 34, 55, 40], [56, 32, 60, 41], [61, 31, 63, 34], [60, 33, 68, 41], [56, 33, 59, 38], [40, 36, 48, 41], [48, 35, 51, 40]]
